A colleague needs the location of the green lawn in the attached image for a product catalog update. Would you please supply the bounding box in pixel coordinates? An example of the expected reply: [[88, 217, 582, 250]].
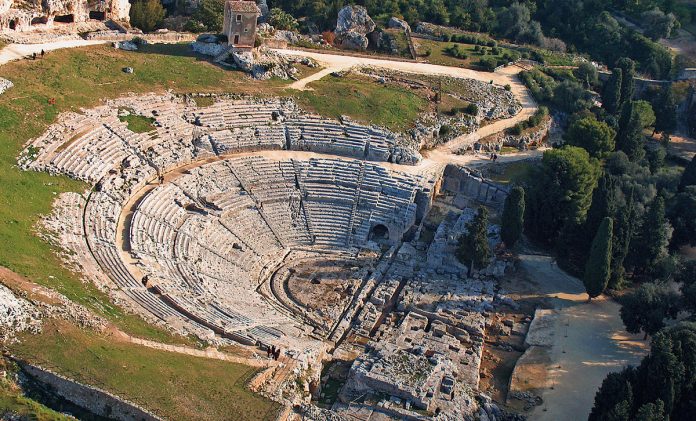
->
[[415, 38, 514, 70], [119, 111, 155, 133], [13, 322, 281, 421], [292, 73, 428, 131], [488, 161, 535, 184]]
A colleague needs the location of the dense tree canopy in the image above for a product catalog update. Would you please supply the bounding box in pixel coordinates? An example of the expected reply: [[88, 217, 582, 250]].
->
[[130, 0, 166, 33], [500, 186, 525, 248], [565, 116, 616, 158], [525, 146, 600, 245]]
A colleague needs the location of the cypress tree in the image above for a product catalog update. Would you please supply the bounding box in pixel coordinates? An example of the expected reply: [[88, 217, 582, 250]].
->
[[616, 101, 646, 161], [617, 58, 636, 110], [583, 217, 613, 300], [678, 155, 696, 191], [457, 206, 491, 270], [631, 195, 670, 277], [609, 192, 636, 290], [500, 186, 525, 248], [653, 86, 677, 134], [603, 68, 623, 114]]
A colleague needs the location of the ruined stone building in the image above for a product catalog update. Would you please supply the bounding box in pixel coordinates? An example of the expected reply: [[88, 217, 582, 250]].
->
[[223, 0, 260, 49], [0, 0, 130, 33]]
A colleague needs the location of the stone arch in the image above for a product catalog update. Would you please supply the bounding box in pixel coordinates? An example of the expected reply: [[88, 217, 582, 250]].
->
[[369, 223, 389, 240]]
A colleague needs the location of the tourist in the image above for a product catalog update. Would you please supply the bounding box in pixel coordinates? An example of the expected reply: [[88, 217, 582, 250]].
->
[[41, 49, 45, 58]]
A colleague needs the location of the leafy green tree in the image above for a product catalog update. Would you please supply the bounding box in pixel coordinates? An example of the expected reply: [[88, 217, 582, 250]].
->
[[575, 61, 598, 88], [603, 68, 623, 115], [635, 400, 666, 421], [619, 282, 680, 339], [457, 206, 491, 270], [678, 155, 696, 191], [185, 0, 225, 33], [630, 195, 671, 277], [500, 186, 525, 248], [269, 8, 299, 31], [565, 116, 616, 158], [643, 8, 677, 40], [130, 0, 166, 33], [589, 368, 636, 421], [583, 217, 613, 300], [525, 146, 600, 245], [668, 186, 696, 247]]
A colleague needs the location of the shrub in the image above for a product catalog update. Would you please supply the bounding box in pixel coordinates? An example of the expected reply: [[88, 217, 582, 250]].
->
[[504, 84, 511, 91], [322, 31, 336, 46], [269, 8, 298, 31], [130, 0, 166, 33], [185, 0, 225, 33], [465, 103, 478, 115]]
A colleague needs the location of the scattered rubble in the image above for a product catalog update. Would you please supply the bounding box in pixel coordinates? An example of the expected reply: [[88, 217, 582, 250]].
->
[[0, 283, 41, 343], [0, 77, 12, 96]]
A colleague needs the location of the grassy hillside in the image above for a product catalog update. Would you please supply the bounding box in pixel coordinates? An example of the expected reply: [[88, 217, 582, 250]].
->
[[13, 322, 281, 421]]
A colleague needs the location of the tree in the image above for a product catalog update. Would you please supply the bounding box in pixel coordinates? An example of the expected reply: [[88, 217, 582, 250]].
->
[[643, 8, 677, 40], [500, 186, 525, 248], [185, 0, 225, 33], [591, 323, 696, 420], [603, 68, 623, 115], [616, 101, 648, 161], [129, 0, 166, 33], [676, 261, 696, 314], [653, 86, 677, 134], [635, 400, 666, 421], [565, 116, 616, 158], [617, 58, 636, 110], [619, 282, 680, 339], [668, 186, 696, 247], [678, 155, 696, 191], [589, 368, 636, 421], [457, 206, 491, 270], [645, 144, 666, 174], [575, 61, 598, 88], [609, 193, 636, 290], [583, 217, 613, 300], [630, 195, 671, 277], [525, 146, 600, 245], [269, 8, 299, 31]]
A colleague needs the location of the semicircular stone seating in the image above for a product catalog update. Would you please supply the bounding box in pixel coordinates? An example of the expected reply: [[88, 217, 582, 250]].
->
[[21, 94, 429, 348]]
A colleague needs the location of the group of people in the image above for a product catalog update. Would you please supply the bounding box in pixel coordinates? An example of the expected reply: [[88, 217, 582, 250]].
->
[[31, 49, 46, 60], [489, 152, 499, 162], [267, 345, 281, 361]]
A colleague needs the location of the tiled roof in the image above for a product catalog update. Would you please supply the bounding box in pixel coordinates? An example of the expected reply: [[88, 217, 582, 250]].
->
[[228, 1, 261, 14]]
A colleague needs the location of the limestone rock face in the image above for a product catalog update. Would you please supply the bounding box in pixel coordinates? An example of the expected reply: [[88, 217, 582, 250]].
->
[[340, 30, 368, 50], [388, 16, 410, 31], [335, 5, 375, 35], [0, 0, 12, 14], [42, 0, 84, 19]]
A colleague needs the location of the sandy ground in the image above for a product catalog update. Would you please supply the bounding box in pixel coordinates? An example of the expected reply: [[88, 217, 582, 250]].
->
[[515, 255, 647, 420]]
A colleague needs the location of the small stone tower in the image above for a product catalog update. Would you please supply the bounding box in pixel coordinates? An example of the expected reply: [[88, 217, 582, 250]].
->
[[223, 1, 261, 50]]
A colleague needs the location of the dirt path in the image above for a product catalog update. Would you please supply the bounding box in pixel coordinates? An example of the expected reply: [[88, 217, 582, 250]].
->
[[0, 39, 109, 65], [276, 49, 537, 156], [516, 255, 647, 420]]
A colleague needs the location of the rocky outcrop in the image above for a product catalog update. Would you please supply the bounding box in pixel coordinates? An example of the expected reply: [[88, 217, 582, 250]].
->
[[0, 0, 130, 33], [335, 5, 375, 35], [0, 284, 41, 343], [388, 17, 410, 31], [335, 5, 374, 51], [340, 30, 368, 50]]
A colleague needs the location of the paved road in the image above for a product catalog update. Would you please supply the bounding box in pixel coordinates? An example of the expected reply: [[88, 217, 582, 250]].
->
[[518, 255, 647, 421]]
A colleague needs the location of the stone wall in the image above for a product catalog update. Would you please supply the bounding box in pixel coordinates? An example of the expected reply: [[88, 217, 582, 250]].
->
[[17, 360, 161, 421], [439, 164, 508, 208]]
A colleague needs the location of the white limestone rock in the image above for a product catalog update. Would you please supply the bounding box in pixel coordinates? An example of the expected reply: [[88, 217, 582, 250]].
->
[[335, 5, 375, 35], [0, 78, 13, 96], [0, 283, 41, 342], [191, 40, 226, 56], [115, 40, 138, 51], [388, 17, 410, 31], [339, 31, 368, 50]]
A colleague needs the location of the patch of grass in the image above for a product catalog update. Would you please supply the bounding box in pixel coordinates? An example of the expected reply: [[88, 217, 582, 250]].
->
[[118, 110, 155, 133], [0, 376, 71, 421], [415, 39, 516, 70], [292, 74, 428, 131], [13, 321, 281, 421], [488, 161, 535, 184]]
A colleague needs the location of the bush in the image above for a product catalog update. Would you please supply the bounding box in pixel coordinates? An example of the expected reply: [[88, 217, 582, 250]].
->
[[130, 0, 166, 33], [322, 31, 336, 45], [478, 56, 500, 71], [465, 103, 478, 115], [504, 84, 511, 91], [185, 0, 224, 33], [444, 44, 467, 59], [269, 8, 298, 31]]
